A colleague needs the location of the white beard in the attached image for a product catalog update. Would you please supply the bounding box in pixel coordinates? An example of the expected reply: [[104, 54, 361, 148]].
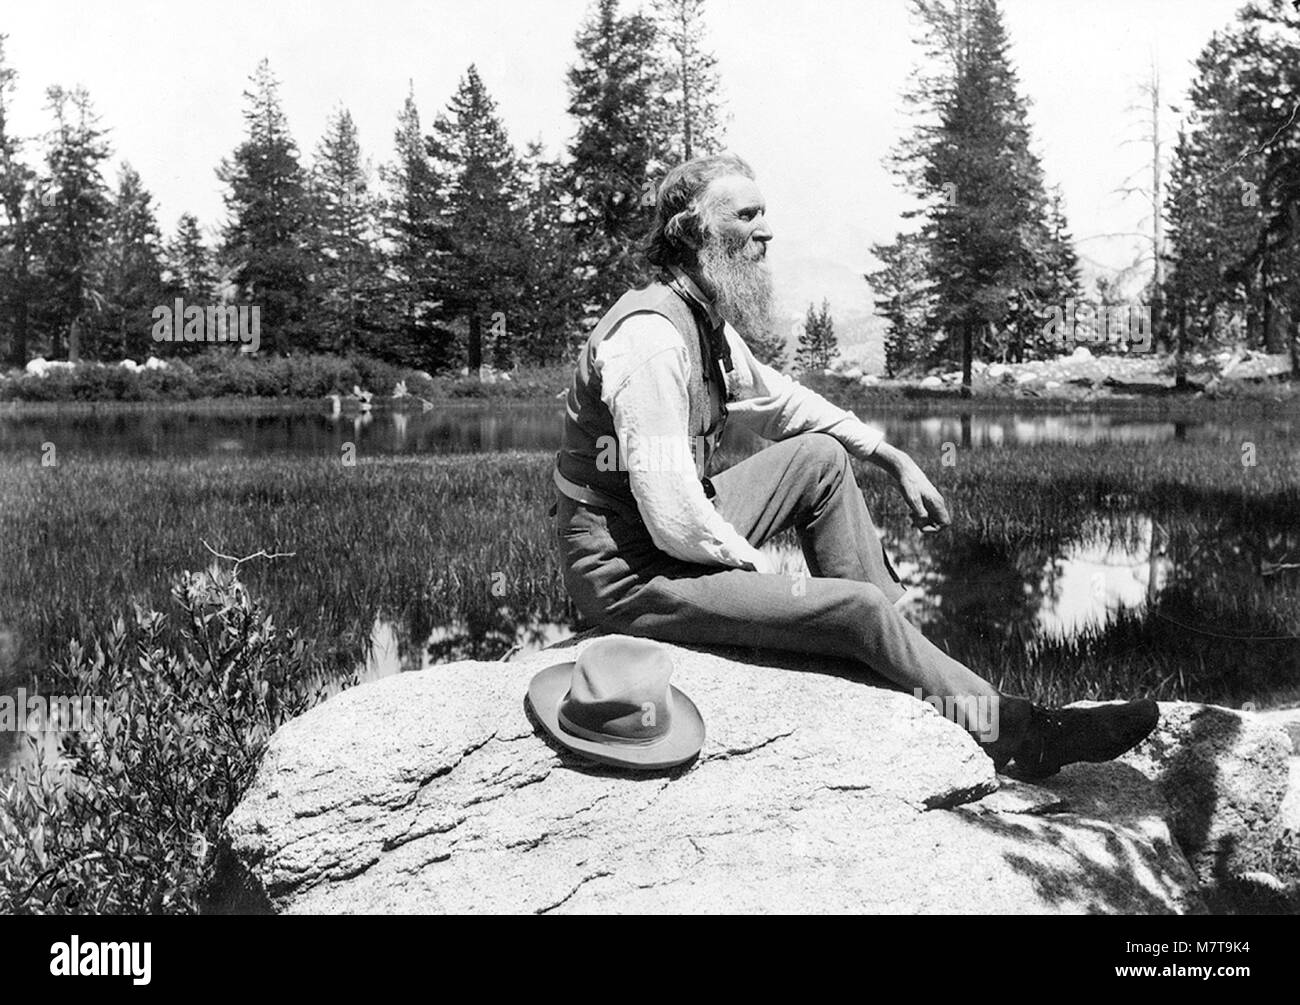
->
[[697, 235, 775, 341]]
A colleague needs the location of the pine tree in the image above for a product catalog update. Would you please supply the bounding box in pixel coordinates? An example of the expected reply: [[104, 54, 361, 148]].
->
[[308, 106, 381, 354], [378, 84, 454, 372], [1166, 22, 1277, 376], [890, 0, 1070, 393], [1164, 38, 1242, 362], [35, 84, 111, 360], [1228, 0, 1300, 370], [516, 141, 584, 364], [652, 0, 726, 160], [159, 212, 215, 358], [164, 213, 215, 304], [217, 59, 312, 354], [0, 34, 38, 366], [566, 0, 671, 314], [1036, 185, 1082, 359], [1164, 0, 1300, 374], [98, 163, 164, 360], [796, 299, 839, 374], [427, 65, 529, 373], [869, 231, 932, 377]]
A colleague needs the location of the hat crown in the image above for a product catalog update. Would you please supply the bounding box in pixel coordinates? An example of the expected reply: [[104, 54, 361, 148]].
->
[[558, 637, 676, 745]]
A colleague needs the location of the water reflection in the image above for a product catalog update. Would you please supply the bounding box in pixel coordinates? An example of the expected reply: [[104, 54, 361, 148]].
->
[[758, 511, 1170, 640], [0, 403, 567, 458], [359, 615, 573, 682], [890, 513, 1173, 639], [3, 405, 1294, 458], [874, 413, 1251, 450], [750, 504, 1298, 697]]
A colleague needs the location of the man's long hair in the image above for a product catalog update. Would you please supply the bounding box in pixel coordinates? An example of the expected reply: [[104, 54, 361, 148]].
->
[[645, 153, 755, 271]]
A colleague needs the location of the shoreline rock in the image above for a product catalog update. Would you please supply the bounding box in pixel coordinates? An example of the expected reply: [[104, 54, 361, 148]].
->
[[208, 634, 1291, 915]]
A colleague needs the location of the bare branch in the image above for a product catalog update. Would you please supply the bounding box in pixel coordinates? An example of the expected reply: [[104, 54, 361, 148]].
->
[[201, 540, 297, 572]]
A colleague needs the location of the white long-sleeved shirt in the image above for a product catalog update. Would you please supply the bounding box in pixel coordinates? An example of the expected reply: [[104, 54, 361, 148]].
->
[[595, 305, 886, 569]]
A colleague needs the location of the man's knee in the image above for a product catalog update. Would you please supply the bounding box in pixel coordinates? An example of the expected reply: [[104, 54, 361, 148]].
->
[[805, 578, 897, 652], [792, 432, 850, 481], [850, 580, 895, 626]]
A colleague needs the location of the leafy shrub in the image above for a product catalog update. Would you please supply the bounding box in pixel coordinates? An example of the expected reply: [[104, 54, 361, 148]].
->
[[444, 375, 489, 398], [0, 564, 349, 914], [404, 371, 437, 399], [2, 371, 57, 401], [188, 353, 265, 397], [284, 354, 352, 398], [443, 363, 571, 400], [346, 354, 404, 396], [0, 353, 573, 402], [136, 362, 201, 400]]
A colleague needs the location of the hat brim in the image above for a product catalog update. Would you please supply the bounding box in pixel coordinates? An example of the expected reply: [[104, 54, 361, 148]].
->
[[526, 659, 705, 770]]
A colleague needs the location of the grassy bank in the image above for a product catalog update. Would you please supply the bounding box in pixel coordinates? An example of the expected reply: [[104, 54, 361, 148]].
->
[[3, 435, 1296, 709]]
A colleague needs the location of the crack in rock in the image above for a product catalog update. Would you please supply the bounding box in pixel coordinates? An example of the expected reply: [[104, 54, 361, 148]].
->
[[408, 731, 500, 798], [382, 816, 465, 853], [464, 767, 553, 809], [536, 871, 614, 915], [706, 729, 796, 762], [502, 791, 617, 854], [399, 850, 453, 876]]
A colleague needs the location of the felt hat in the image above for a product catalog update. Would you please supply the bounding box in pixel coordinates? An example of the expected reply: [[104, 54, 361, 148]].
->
[[526, 636, 705, 770]]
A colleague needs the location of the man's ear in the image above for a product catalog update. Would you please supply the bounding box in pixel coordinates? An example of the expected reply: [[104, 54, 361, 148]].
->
[[666, 209, 705, 252]]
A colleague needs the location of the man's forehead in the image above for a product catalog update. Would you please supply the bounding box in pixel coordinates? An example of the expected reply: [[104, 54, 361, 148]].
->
[[704, 174, 764, 210]]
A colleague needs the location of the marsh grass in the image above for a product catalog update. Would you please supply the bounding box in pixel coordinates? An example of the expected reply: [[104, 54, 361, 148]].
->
[[0, 452, 569, 693], [2, 431, 1297, 722]]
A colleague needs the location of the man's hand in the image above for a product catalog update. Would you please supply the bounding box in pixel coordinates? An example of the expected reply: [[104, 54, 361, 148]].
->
[[868, 442, 951, 534]]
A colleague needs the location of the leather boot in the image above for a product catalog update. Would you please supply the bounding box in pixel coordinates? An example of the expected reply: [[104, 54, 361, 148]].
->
[[977, 695, 1033, 773], [977, 696, 1159, 779]]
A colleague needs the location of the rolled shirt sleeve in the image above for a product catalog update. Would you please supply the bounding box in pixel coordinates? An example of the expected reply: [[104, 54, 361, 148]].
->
[[723, 325, 886, 457], [595, 313, 768, 569]]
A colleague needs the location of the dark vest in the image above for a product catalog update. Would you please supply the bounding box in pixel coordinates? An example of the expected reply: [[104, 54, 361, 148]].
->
[[555, 279, 730, 513]]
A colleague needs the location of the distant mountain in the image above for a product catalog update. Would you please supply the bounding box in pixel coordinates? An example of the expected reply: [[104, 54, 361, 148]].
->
[[773, 253, 876, 328], [770, 253, 888, 373]]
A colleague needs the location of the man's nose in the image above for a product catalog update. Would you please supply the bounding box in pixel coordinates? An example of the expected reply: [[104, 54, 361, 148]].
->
[[753, 217, 773, 244]]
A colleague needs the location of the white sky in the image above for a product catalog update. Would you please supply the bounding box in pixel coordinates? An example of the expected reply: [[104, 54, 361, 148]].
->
[[2, 0, 1245, 315]]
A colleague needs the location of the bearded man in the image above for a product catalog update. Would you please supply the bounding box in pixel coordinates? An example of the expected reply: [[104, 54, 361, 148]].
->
[[550, 152, 1158, 777]]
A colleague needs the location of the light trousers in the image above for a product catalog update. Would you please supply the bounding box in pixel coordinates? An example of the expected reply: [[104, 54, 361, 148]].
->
[[554, 432, 1001, 701]]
